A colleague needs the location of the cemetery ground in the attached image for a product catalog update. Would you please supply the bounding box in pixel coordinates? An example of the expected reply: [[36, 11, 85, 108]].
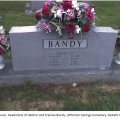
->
[[0, 1, 120, 110], [1, 81, 120, 111]]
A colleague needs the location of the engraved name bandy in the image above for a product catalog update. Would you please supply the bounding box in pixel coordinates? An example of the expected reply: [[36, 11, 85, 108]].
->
[[44, 40, 87, 49]]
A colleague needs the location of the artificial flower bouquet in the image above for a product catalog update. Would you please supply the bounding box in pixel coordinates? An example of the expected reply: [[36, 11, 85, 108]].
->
[[35, 0, 95, 39], [114, 26, 120, 65], [115, 26, 120, 50], [0, 26, 10, 55], [0, 26, 10, 69]]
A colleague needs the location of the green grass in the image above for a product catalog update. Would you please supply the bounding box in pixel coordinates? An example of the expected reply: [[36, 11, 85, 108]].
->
[[0, 1, 36, 33], [94, 1, 120, 28], [0, 1, 120, 31], [0, 81, 120, 110]]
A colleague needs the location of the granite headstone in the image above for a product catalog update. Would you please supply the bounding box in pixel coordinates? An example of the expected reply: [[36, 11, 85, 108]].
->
[[9, 26, 117, 71], [31, 0, 43, 12]]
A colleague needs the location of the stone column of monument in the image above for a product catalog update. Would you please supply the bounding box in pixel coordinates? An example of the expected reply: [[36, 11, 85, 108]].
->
[[31, 0, 44, 12]]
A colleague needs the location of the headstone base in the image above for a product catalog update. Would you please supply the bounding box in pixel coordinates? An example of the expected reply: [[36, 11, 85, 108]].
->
[[0, 60, 120, 86]]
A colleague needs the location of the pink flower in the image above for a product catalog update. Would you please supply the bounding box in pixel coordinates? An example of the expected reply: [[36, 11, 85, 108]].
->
[[65, 9, 75, 20], [80, 3, 94, 21], [0, 34, 5, 41], [40, 22, 51, 33], [88, 12, 94, 21]]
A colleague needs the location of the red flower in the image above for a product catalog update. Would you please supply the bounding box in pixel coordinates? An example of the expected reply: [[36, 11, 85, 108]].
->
[[42, 4, 51, 15], [35, 10, 41, 20], [82, 23, 91, 32], [0, 47, 4, 55], [63, 0, 72, 11], [116, 40, 120, 51], [66, 22, 75, 33]]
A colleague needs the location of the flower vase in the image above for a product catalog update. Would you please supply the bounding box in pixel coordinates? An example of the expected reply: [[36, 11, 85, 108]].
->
[[0, 55, 5, 69], [115, 52, 120, 64]]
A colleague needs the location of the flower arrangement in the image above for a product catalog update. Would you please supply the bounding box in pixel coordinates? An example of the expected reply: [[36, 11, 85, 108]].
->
[[35, 0, 95, 39], [0, 26, 10, 55], [115, 26, 120, 51], [115, 26, 120, 64], [0, 26, 10, 69]]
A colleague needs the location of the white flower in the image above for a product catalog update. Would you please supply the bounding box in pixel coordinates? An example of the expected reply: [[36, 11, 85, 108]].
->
[[0, 26, 5, 34], [55, 0, 63, 2], [91, 8, 96, 15], [72, 82, 77, 88], [75, 25, 81, 34], [72, 0, 78, 8], [57, 9, 62, 18]]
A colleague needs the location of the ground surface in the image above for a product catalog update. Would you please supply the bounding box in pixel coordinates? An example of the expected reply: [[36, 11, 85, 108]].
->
[[1, 82, 120, 111]]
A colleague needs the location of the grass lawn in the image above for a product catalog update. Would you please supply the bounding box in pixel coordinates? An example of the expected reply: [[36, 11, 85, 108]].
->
[[0, 1, 120, 111], [0, 1, 36, 34], [0, 1, 120, 31], [0, 81, 120, 111]]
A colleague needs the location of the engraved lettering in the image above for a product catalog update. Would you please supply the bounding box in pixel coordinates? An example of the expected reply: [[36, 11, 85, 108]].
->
[[55, 41, 60, 48], [77, 40, 82, 47], [70, 41, 75, 47], [62, 41, 67, 47], [49, 41, 53, 48], [44, 40, 87, 49]]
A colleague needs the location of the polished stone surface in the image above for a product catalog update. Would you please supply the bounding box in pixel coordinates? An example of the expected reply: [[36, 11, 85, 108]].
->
[[9, 26, 117, 71]]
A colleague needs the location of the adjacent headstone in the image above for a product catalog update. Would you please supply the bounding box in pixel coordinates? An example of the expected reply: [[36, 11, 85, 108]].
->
[[25, 2, 33, 15], [9, 26, 117, 71], [31, 0, 43, 12]]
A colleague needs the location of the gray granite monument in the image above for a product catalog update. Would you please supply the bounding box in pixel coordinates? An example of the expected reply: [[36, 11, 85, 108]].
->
[[9, 26, 117, 71], [31, 0, 43, 12]]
